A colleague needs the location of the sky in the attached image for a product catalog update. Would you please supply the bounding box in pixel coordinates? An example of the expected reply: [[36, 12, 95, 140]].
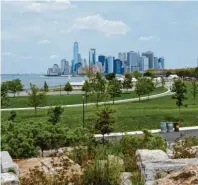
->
[[1, 0, 198, 74]]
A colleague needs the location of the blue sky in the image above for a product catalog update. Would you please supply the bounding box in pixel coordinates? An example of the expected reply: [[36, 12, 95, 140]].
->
[[1, 0, 198, 74]]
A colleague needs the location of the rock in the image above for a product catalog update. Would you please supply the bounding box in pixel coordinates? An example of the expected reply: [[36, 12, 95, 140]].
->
[[0, 172, 19, 185], [166, 149, 174, 159], [155, 164, 198, 185], [120, 172, 132, 185]]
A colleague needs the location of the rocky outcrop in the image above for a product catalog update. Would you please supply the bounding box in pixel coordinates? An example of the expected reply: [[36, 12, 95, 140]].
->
[[121, 172, 132, 185], [0, 151, 19, 185], [155, 164, 198, 185]]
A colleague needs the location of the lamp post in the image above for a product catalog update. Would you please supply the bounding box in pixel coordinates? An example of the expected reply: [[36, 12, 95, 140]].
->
[[82, 95, 85, 127]]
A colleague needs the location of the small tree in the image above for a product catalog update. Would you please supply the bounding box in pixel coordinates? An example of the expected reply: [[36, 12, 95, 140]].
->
[[135, 78, 147, 102], [171, 79, 187, 122], [143, 71, 154, 78], [105, 73, 116, 81], [64, 81, 73, 95], [7, 79, 23, 97], [1, 82, 9, 106], [122, 78, 133, 91], [28, 83, 46, 115], [82, 80, 91, 105], [145, 78, 155, 99], [44, 81, 49, 92], [133, 70, 142, 79], [8, 111, 17, 122], [95, 106, 115, 144], [166, 71, 172, 77], [191, 80, 198, 104], [108, 78, 122, 104], [47, 105, 64, 125]]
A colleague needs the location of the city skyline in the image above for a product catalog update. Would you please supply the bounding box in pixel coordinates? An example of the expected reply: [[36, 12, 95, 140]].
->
[[1, 1, 198, 74]]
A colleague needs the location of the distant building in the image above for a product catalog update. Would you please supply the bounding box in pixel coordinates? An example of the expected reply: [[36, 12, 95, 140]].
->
[[78, 53, 81, 63], [47, 64, 61, 76], [142, 51, 154, 69], [98, 55, 106, 66], [118, 52, 127, 62], [107, 56, 114, 73], [139, 56, 149, 72], [61, 59, 70, 75], [73, 42, 79, 73], [154, 57, 158, 69], [95, 61, 103, 73], [113, 59, 122, 74], [158, 57, 165, 69], [89, 49, 96, 66], [127, 51, 139, 72]]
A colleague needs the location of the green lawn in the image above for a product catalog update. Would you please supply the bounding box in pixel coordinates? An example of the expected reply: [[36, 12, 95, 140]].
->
[[3, 87, 167, 108], [1, 84, 198, 132]]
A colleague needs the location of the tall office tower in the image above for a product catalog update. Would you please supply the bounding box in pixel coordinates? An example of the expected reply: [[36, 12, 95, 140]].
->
[[127, 51, 139, 72], [107, 56, 114, 73], [95, 61, 103, 73], [61, 59, 67, 74], [71, 59, 74, 74], [78, 53, 81, 63], [118, 52, 127, 62], [73, 42, 79, 73], [83, 59, 88, 68], [139, 56, 149, 72], [113, 59, 122, 74], [89, 49, 96, 66], [65, 60, 70, 75], [98, 55, 106, 66], [158, 57, 165, 69], [142, 51, 154, 69], [154, 57, 158, 69]]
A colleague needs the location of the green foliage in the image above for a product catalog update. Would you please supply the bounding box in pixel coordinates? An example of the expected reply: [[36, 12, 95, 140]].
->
[[64, 81, 73, 94], [28, 83, 46, 115], [1, 82, 9, 106], [7, 79, 23, 97], [191, 80, 198, 104], [124, 72, 133, 81], [143, 71, 154, 78], [95, 106, 115, 143], [135, 78, 147, 101], [8, 167, 17, 174], [145, 78, 155, 99], [166, 71, 172, 77], [172, 79, 188, 121], [82, 80, 91, 104], [105, 73, 116, 81], [133, 70, 142, 79], [108, 78, 122, 104], [184, 136, 198, 146], [47, 105, 64, 125], [43, 81, 49, 92], [8, 111, 17, 122], [122, 78, 133, 91], [173, 137, 196, 159]]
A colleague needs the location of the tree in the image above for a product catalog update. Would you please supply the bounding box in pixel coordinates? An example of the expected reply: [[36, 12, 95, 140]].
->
[[105, 73, 116, 81], [47, 105, 64, 125], [191, 80, 198, 104], [108, 78, 122, 104], [7, 79, 23, 97], [135, 78, 147, 102], [143, 71, 154, 78], [28, 83, 46, 115], [44, 81, 49, 92], [145, 78, 155, 99], [82, 80, 91, 105], [122, 78, 133, 91], [166, 71, 172, 77], [1, 82, 9, 106], [8, 111, 17, 122], [125, 72, 133, 81], [64, 81, 73, 95], [133, 70, 142, 79], [95, 106, 115, 144], [171, 79, 187, 122]]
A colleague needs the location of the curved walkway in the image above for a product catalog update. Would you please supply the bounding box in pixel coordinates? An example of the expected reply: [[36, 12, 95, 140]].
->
[[1, 87, 173, 112]]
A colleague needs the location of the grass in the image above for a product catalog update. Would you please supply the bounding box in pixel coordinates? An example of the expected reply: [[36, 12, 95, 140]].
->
[[1, 84, 198, 132], [3, 87, 167, 108]]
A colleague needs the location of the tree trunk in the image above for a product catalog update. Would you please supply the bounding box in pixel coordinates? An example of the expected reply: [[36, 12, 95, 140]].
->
[[102, 134, 105, 145], [41, 148, 44, 157], [14, 93, 16, 98], [178, 106, 181, 123]]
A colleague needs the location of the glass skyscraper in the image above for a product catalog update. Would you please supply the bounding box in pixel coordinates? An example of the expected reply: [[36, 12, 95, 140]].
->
[[73, 42, 79, 73], [142, 51, 154, 69], [89, 49, 96, 66], [113, 59, 122, 74], [107, 56, 114, 73], [98, 55, 106, 66]]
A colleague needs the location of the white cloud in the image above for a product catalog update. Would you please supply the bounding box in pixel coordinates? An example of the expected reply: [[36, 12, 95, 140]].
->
[[1, 52, 15, 56], [38, 40, 51, 44], [138, 36, 160, 41], [69, 14, 131, 36], [50, 55, 57, 59]]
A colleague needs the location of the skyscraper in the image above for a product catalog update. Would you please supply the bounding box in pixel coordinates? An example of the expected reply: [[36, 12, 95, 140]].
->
[[118, 52, 127, 62], [113, 59, 122, 74], [73, 42, 79, 73], [140, 56, 149, 72], [154, 57, 158, 69], [127, 51, 139, 72], [98, 55, 106, 66], [61, 59, 67, 74], [142, 51, 154, 69], [89, 49, 96, 66], [107, 56, 114, 73], [158, 57, 165, 69]]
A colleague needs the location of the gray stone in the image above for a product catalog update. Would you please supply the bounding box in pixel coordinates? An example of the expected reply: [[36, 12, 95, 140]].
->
[[0, 172, 19, 185], [120, 172, 132, 185]]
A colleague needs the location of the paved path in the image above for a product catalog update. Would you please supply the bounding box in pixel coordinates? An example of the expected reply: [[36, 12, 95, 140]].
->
[[1, 87, 173, 112]]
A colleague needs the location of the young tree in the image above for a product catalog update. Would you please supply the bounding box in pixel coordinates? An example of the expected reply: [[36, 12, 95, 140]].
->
[[171, 79, 187, 122], [108, 78, 122, 104], [28, 83, 46, 115], [105, 73, 116, 81], [47, 105, 64, 125], [95, 106, 115, 144], [191, 80, 198, 104], [166, 71, 172, 77], [7, 79, 23, 97], [133, 70, 142, 79], [44, 81, 49, 92], [8, 111, 17, 122], [64, 81, 73, 95], [82, 80, 91, 105], [145, 78, 155, 99], [1, 82, 9, 106], [135, 78, 147, 102], [122, 78, 133, 91]]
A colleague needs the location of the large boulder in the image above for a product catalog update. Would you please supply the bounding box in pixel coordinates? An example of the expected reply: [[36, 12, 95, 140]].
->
[[120, 172, 132, 185], [1, 173, 19, 185]]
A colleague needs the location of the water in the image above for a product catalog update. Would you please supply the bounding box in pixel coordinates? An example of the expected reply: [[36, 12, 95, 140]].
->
[[1, 74, 87, 89]]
